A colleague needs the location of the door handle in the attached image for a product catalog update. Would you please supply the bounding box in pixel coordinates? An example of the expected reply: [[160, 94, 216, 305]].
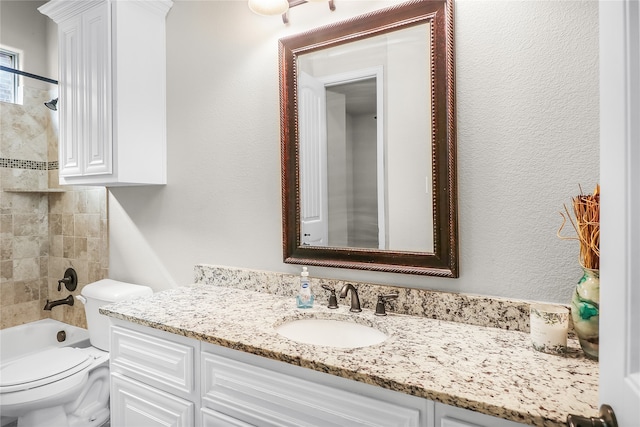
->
[[567, 404, 617, 427]]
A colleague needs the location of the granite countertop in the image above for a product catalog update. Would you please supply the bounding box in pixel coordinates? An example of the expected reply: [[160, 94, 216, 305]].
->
[[100, 284, 598, 427]]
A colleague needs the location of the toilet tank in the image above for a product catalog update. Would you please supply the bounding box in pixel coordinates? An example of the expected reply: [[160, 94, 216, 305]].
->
[[80, 279, 153, 351]]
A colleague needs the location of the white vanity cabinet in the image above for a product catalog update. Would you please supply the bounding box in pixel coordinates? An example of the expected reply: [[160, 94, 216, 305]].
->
[[109, 323, 199, 426], [39, 0, 172, 186], [108, 321, 527, 427]]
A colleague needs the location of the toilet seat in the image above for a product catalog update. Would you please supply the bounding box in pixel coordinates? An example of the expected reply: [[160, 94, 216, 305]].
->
[[0, 346, 109, 412], [0, 347, 97, 393]]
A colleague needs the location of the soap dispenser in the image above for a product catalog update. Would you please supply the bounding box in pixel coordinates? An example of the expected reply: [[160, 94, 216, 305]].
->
[[296, 267, 314, 308]]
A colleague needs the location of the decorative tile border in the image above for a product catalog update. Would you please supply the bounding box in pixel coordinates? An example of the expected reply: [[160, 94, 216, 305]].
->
[[194, 264, 559, 334], [0, 158, 58, 170]]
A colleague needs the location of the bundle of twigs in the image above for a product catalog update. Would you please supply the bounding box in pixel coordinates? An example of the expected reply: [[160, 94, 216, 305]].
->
[[558, 184, 600, 270]]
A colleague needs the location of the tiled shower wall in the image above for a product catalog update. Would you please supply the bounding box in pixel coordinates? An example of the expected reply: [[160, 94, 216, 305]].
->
[[0, 86, 108, 329]]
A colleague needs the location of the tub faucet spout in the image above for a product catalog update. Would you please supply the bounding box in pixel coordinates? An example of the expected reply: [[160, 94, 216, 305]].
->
[[339, 283, 362, 312], [44, 295, 74, 311]]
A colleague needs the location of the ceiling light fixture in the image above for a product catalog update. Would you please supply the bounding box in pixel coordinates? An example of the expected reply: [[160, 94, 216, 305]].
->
[[249, 0, 335, 24], [248, 0, 289, 16]]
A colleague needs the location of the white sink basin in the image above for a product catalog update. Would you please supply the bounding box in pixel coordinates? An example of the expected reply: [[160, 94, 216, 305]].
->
[[275, 318, 388, 349]]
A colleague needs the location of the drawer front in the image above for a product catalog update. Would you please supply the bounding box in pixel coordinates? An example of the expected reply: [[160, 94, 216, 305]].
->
[[435, 403, 525, 427], [202, 351, 423, 427], [441, 418, 480, 427], [111, 373, 195, 427], [202, 408, 253, 427], [111, 325, 195, 398]]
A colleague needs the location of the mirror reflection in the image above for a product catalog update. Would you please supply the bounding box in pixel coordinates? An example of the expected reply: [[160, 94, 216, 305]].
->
[[280, 0, 458, 277], [297, 24, 433, 253]]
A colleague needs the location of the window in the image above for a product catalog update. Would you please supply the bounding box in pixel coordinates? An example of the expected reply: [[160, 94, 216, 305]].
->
[[0, 48, 20, 104]]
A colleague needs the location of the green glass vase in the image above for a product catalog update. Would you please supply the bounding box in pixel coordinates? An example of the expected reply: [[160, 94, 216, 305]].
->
[[570, 266, 599, 360]]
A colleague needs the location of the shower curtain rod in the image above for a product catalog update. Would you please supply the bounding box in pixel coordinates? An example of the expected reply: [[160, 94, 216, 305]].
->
[[0, 65, 58, 85]]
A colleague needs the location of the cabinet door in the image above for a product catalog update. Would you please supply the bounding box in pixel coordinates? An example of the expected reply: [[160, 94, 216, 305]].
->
[[81, 1, 112, 177], [111, 373, 195, 427], [57, 1, 111, 179]]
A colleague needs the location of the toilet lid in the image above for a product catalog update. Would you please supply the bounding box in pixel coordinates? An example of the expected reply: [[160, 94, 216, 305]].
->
[[0, 347, 92, 390]]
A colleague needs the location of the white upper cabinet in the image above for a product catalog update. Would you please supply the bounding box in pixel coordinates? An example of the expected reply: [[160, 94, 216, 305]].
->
[[39, 0, 173, 186]]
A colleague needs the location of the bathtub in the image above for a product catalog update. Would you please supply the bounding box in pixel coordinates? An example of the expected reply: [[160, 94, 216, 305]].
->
[[0, 319, 91, 427], [0, 319, 90, 365]]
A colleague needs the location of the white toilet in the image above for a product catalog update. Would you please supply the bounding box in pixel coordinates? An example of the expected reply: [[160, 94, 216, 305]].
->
[[0, 280, 152, 427]]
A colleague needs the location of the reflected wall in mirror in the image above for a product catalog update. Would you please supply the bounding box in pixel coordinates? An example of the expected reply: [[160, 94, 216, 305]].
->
[[280, 0, 458, 277]]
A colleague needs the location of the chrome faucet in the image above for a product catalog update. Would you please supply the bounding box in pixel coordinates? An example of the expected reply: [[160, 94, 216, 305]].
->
[[339, 283, 362, 312], [44, 295, 74, 311]]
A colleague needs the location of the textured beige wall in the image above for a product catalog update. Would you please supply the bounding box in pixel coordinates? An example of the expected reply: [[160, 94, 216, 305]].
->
[[109, 0, 599, 304]]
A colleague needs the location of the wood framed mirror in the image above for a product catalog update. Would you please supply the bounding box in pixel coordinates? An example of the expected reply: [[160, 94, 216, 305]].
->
[[279, 0, 458, 277]]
